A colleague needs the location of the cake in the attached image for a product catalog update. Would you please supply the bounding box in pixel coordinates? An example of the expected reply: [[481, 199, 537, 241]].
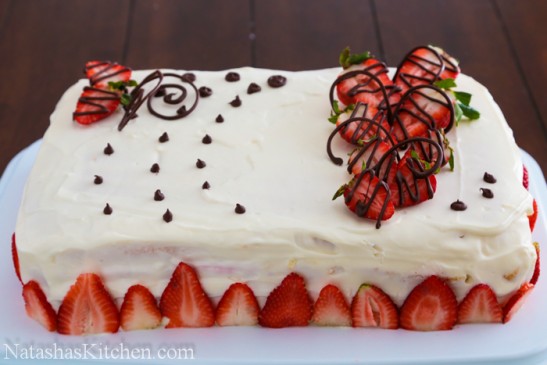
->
[[12, 46, 540, 334]]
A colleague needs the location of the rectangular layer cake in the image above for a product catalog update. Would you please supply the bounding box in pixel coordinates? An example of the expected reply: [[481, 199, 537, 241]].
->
[[13, 55, 537, 333]]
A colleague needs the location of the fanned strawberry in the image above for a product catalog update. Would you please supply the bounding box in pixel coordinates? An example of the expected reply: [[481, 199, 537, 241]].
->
[[311, 284, 351, 326], [351, 284, 398, 329], [73, 87, 121, 125], [335, 104, 391, 145], [11, 233, 21, 283], [529, 199, 538, 232], [85, 60, 132, 89], [457, 284, 502, 324], [120, 284, 162, 331], [400, 276, 457, 331], [523, 165, 529, 190], [258, 272, 313, 328], [503, 283, 534, 323], [22, 281, 57, 332], [159, 262, 215, 328], [348, 138, 398, 183], [57, 273, 119, 335], [389, 157, 437, 208], [531, 242, 540, 285], [216, 283, 260, 326]]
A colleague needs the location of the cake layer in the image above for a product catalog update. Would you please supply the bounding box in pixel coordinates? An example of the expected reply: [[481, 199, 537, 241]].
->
[[15, 67, 535, 306]]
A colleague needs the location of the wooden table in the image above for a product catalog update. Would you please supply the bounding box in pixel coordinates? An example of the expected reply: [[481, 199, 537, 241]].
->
[[1, 0, 546, 180]]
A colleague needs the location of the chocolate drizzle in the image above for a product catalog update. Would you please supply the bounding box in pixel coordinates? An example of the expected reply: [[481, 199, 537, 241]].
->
[[230, 95, 242, 107], [163, 209, 173, 222], [85, 61, 130, 87], [104, 143, 114, 155], [247, 83, 261, 94], [73, 87, 120, 120], [450, 200, 467, 211], [345, 170, 391, 229], [268, 75, 287, 88], [393, 46, 445, 89]]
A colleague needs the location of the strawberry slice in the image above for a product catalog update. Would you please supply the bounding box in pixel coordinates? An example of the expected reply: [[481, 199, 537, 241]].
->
[[22, 281, 57, 332], [523, 165, 529, 190], [11, 233, 21, 283], [85, 60, 132, 89], [120, 284, 162, 331], [389, 156, 437, 208], [57, 273, 119, 335], [503, 283, 534, 323], [351, 284, 398, 329], [311, 284, 351, 327], [216, 283, 260, 326], [334, 170, 395, 228], [258, 272, 313, 328], [457, 284, 502, 324], [348, 138, 398, 183], [334, 103, 392, 146], [531, 242, 540, 285], [402, 129, 450, 169], [399, 276, 457, 331], [529, 199, 538, 232], [159, 262, 215, 328], [73, 87, 121, 125]]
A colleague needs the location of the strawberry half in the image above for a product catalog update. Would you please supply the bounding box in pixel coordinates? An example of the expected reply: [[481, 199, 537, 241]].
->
[[22, 281, 57, 332], [334, 103, 391, 145], [57, 273, 119, 335], [348, 138, 398, 183], [457, 284, 502, 324], [529, 199, 538, 232], [159, 262, 215, 328], [389, 157, 437, 208], [258, 272, 313, 328], [531, 242, 540, 285], [523, 165, 529, 190], [73, 87, 121, 125], [351, 284, 398, 329], [399, 276, 457, 331], [85, 60, 132, 89], [216, 283, 260, 326], [120, 284, 162, 331], [11, 233, 21, 283], [503, 283, 534, 323], [311, 284, 352, 327]]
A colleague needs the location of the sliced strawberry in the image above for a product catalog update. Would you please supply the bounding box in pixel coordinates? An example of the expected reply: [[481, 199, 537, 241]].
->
[[529, 199, 538, 232], [348, 138, 398, 184], [11, 233, 21, 283], [351, 284, 398, 329], [311, 284, 351, 327], [457, 284, 502, 324], [335, 104, 391, 145], [73, 87, 121, 125], [402, 129, 450, 169], [258, 272, 313, 328], [159, 262, 215, 328], [523, 165, 529, 190], [503, 283, 534, 323], [85, 60, 132, 89], [334, 170, 395, 228], [400, 276, 457, 331], [389, 156, 437, 208], [531, 242, 540, 285], [120, 284, 162, 331], [22, 281, 57, 332], [216, 283, 260, 326], [57, 273, 119, 335]]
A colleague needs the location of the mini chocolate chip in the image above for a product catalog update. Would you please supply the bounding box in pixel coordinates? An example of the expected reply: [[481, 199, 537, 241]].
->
[[480, 188, 494, 199], [196, 159, 206, 169], [163, 209, 173, 223], [225, 72, 240, 82], [215, 114, 224, 123], [247, 83, 261, 94], [103, 203, 113, 215], [483, 172, 497, 184], [268, 75, 287, 88], [94, 175, 103, 185], [235, 203, 246, 214], [154, 189, 165, 201], [151, 163, 160, 173], [202, 134, 212, 144], [199, 86, 212, 97], [202, 181, 210, 189], [230, 95, 241, 107], [159, 132, 169, 143], [450, 200, 467, 211], [182, 72, 196, 82], [104, 143, 114, 155]]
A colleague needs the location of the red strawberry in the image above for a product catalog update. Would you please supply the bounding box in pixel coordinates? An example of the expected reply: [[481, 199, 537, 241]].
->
[[57, 273, 119, 335], [457, 284, 502, 324], [503, 283, 534, 323], [258, 272, 313, 328], [311, 284, 351, 326], [348, 138, 398, 184], [85, 60, 132, 89], [351, 284, 398, 329], [22, 281, 57, 332], [120, 284, 162, 331], [529, 199, 538, 232], [400, 276, 457, 331], [523, 165, 529, 190], [531, 242, 540, 285], [334, 170, 395, 228], [73, 87, 121, 125], [11, 233, 21, 283], [216, 283, 260, 326], [335, 104, 391, 145], [402, 129, 450, 169], [159, 262, 215, 328], [389, 156, 437, 208]]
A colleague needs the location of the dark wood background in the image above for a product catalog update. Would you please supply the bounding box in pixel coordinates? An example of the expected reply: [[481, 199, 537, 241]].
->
[[0, 0, 546, 180]]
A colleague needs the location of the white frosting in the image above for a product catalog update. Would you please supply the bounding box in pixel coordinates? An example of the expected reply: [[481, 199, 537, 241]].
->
[[15, 67, 535, 307]]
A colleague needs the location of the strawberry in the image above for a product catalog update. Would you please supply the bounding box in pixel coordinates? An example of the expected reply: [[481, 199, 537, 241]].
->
[[347, 137, 398, 184], [523, 165, 529, 190], [503, 283, 534, 323], [11, 233, 21, 283], [311, 284, 352, 326], [399, 276, 457, 331], [529, 199, 538, 232], [120, 284, 162, 331], [351, 284, 398, 329], [335, 103, 391, 145], [57, 273, 119, 335], [85, 60, 132, 89], [22, 281, 57, 332], [531, 242, 540, 285], [216, 283, 260, 326], [457, 284, 502, 324], [402, 129, 450, 169], [333, 170, 395, 228], [159, 262, 215, 328], [258, 272, 313, 328], [389, 156, 437, 208], [73, 87, 121, 125]]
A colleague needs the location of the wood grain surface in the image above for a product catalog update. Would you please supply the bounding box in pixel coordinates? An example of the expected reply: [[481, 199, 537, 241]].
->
[[0, 0, 545, 180]]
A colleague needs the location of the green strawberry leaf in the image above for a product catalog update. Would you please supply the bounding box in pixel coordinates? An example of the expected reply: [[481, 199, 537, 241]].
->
[[459, 103, 481, 120], [434, 78, 457, 90], [454, 91, 472, 106], [339, 47, 372, 69]]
